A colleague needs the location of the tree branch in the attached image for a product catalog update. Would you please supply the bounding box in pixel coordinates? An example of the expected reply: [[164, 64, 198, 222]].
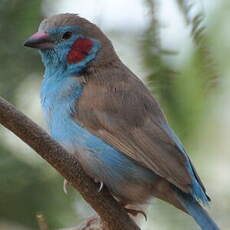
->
[[0, 96, 140, 230]]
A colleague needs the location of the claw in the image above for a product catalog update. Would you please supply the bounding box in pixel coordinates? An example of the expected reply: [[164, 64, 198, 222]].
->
[[98, 181, 103, 192], [63, 179, 69, 194], [125, 208, 147, 221]]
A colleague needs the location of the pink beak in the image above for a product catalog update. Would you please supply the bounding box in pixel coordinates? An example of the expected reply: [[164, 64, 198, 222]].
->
[[24, 31, 54, 50]]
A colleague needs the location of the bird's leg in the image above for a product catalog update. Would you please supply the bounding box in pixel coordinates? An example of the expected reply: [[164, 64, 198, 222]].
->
[[63, 179, 69, 194]]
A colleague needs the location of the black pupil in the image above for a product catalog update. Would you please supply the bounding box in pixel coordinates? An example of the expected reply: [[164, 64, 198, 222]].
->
[[63, 31, 72, 40]]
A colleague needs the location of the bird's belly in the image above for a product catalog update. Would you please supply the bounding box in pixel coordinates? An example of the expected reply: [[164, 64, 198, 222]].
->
[[47, 107, 159, 204]]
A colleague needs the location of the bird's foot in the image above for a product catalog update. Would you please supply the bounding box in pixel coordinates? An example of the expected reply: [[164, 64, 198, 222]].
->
[[125, 208, 147, 221], [63, 179, 69, 194], [98, 181, 103, 192]]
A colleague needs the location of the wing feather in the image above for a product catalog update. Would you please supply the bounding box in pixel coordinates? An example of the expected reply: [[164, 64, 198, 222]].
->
[[75, 72, 196, 192]]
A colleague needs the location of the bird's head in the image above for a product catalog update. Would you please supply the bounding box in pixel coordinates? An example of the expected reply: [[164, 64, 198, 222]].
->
[[24, 13, 115, 75]]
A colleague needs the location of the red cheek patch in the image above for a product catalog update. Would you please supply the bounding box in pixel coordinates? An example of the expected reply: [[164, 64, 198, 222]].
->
[[67, 38, 93, 64]]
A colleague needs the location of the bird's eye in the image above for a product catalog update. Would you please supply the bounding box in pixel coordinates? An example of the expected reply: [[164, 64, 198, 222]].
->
[[62, 31, 73, 40]]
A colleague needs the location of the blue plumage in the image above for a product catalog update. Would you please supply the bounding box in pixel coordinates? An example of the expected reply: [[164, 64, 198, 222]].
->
[[176, 189, 219, 230], [24, 13, 220, 230], [161, 122, 210, 205]]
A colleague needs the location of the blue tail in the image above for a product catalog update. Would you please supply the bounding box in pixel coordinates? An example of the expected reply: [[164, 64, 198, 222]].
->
[[176, 190, 220, 230]]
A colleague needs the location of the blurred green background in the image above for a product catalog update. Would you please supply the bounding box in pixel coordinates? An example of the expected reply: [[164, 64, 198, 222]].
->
[[0, 0, 229, 229]]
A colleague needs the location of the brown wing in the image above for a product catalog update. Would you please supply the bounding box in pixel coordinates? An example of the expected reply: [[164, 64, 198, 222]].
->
[[75, 71, 195, 193]]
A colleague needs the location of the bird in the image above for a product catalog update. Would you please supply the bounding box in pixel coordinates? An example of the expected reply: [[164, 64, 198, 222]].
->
[[24, 13, 219, 230]]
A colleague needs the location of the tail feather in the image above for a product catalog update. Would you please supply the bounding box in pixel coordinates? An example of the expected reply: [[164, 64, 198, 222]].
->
[[176, 190, 220, 230]]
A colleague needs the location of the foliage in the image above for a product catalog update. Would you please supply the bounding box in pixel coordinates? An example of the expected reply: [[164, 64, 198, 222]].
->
[[142, 0, 220, 142], [176, 0, 219, 89]]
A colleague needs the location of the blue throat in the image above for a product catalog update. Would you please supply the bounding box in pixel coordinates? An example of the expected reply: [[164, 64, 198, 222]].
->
[[40, 39, 101, 78]]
